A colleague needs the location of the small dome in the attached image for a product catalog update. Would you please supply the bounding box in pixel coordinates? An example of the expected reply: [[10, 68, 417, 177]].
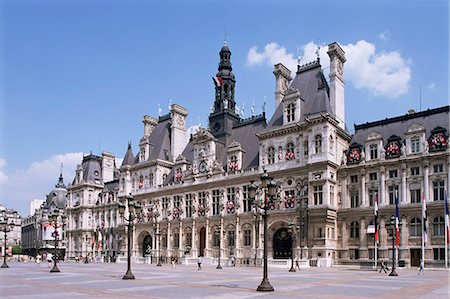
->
[[220, 45, 230, 53], [45, 173, 68, 209]]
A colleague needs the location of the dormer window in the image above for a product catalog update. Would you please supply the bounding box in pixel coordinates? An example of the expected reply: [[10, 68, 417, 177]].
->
[[175, 168, 183, 182], [411, 137, 420, 153], [140, 148, 146, 162], [227, 155, 239, 172], [286, 102, 296, 122], [369, 144, 378, 160]]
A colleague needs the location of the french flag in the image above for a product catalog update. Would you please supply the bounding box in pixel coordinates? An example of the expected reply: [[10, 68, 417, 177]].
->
[[395, 191, 400, 247], [374, 192, 379, 243], [212, 76, 223, 87], [445, 191, 449, 244], [422, 191, 427, 243]]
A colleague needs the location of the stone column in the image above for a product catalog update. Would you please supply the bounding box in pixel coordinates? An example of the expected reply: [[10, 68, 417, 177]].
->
[[380, 166, 386, 206], [341, 219, 348, 258], [192, 220, 196, 253], [235, 216, 240, 258], [179, 221, 183, 257], [342, 176, 348, 209], [359, 218, 366, 252], [361, 170, 367, 207], [205, 219, 210, 254], [167, 222, 171, 255], [401, 163, 407, 204]]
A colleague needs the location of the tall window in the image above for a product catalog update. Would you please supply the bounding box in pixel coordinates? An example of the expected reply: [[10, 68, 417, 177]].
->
[[409, 218, 422, 237], [268, 147, 275, 164], [162, 197, 170, 219], [434, 164, 444, 173], [410, 188, 421, 204], [226, 187, 236, 214], [185, 194, 193, 218], [148, 173, 154, 187], [304, 140, 309, 156], [315, 135, 322, 154], [389, 186, 399, 205], [411, 137, 420, 153], [330, 185, 335, 206], [350, 192, 359, 208], [212, 190, 220, 215], [410, 166, 420, 176], [370, 144, 378, 160], [350, 175, 358, 183], [369, 172, 377, 181], [286, 102, 295, 122], [434, 248, 445, 261], [368, 189, 378, 207], [350, 221, 360, 238], [227, 231, 235, 247], [242, 186, 252, 213], [313, 185, 323, 205], [173, 230, 180, 248], [433, 217, 445, 236], [433, 180, 445, 201], [244, 229, 252, 246], [389, 169, 398, 178], [213, 228, 220, 247], [186, 232, 192, 247]]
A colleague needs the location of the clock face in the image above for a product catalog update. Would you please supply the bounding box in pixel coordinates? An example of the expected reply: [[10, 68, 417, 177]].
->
[[199, 161, 207, 173]]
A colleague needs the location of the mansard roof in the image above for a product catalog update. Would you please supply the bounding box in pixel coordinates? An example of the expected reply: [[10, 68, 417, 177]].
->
[[266, 60, 332, 129], [351, 106, 449, 145], [147, 115, 172, 161]]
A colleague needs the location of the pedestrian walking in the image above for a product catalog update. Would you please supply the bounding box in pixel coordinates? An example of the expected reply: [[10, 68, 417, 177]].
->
[[171, 256, 176, 268], [46, 252, 53, 268], [295, 258, 301, 270], [36, 254, 41, 266], [379, 260, 388, 273], [417, 260, 425, 275], [197, 255, 202, 270]]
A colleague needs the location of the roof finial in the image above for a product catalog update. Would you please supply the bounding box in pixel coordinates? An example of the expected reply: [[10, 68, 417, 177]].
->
[[60, 162, 63, 176], [251, 98, 255, 116], [297, 47, 302, 67], [224, 25, 227, 46], [315, 45, 321, 63]]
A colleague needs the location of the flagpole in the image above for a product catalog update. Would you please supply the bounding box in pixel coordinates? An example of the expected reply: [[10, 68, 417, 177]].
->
[[445, 189, 449, 268], [421, 191, 426, 270]]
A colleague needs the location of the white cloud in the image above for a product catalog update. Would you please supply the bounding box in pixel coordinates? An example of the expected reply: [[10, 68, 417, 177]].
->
[[379, 29, 390, 42], [247, 43, 297, 73], [246, 40, 411, 98], [2, 152, 84, 216], [0, 158, 8, 185], [185, 124, 201, 147], [427, 82, 436, 90]]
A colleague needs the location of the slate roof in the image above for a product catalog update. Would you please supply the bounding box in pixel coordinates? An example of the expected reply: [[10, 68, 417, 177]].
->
[[266, 60, 332, 129], [351, 106, 450, 145], [121, 144, 135, 166], [147, 116, 171, 161]]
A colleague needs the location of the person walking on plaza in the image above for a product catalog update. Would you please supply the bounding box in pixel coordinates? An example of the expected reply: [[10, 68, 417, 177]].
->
[[46, 252, 53, 268], [36, 254, 41, 266], [197, 255, 202, 270], [417, 260, 425, 275], [379, 260, 389, 273], [295, 258, 301, 271], [171, 256, 176, 268]]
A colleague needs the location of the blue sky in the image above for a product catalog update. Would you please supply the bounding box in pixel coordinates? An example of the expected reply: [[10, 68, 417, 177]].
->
[[1, 0, 448, 216]]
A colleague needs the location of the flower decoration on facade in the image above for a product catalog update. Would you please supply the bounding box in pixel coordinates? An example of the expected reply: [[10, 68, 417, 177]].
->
[[346, 142, 362, 165], [385, 142, 400, 157], [226, 200, 236, 214], [285, 151, 296, 161], [175, 169, 183, 182], [428, 127, 448, 152], [283, 194, 295, 209], [172, 207, 182, 219], [197, 204, 208, 217], [227, 160, 239, 172], [138, 176, 144, 189]]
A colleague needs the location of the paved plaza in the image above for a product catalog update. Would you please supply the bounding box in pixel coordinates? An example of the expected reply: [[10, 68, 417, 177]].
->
[[0, 261, 449, 298]]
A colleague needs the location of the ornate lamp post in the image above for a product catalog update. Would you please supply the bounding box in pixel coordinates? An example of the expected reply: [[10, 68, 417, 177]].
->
[[385, 216, 400, 276], [1, 220, 11, 269], [288, 220, 299, 272], [118, 194, 142, 280], [48, 205, 66, 273], [215, 225, 222, 269], [149, 203, 162, 267], [248, 169, 277, 292]]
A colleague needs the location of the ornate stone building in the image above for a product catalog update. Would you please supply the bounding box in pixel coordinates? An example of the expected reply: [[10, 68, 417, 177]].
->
[[64, 41, 449, 268]]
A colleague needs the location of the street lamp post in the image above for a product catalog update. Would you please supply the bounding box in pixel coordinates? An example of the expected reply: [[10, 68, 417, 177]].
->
[[288, 221, 298, 272], [1, 220, 11, 269], [48, 205, 66, 273], [118, 194, 142, 280], [248, 169, 277, 292], [215, 225, 222, 269], [385, 216, 399, 276]]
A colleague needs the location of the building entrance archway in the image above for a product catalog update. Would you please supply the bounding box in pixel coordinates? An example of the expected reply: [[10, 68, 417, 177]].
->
[[143, 235, 152, 257], [199, 227, 206, 256], [273, 228, 292, 259]]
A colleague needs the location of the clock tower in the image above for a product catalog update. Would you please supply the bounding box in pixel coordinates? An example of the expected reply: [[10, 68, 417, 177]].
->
[[209, 42, 240, 144]]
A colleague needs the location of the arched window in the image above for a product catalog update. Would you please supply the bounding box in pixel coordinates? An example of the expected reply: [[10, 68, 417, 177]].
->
[[433, 216, 445, 236], [268, 147, 275, 164], [285, 142, 295, 160], [350, 221, 360, 238], [286, 102, 296, 122], [409, 218, 422, 237], [315, 135, 322, 154]]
